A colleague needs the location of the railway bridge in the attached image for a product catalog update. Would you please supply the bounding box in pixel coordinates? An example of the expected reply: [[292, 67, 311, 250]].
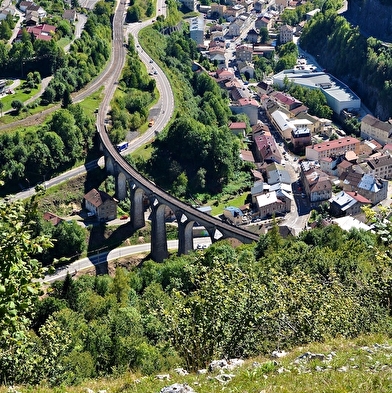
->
[[95, 0, 259, 262], [98, 129, 260, 262]]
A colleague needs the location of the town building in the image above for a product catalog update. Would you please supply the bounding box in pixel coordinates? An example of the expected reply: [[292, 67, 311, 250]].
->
[[255, 15, 273, 30], [329, 191, 371, 217], [189, 17, 205, 45], [84, 188, 117, 221], [254, 191, 289, 218], [305, 137, 361, 161], [16, 24, 56, 41], [280, 24, 293, 43], [180, 0, 197, 11], [300, 162, 332, 202], [230, 98, 259, 125], [270, 109, 313, 141], [210, 3, 226, 17], [229, 121, 247, 136], [272, 69, 361, 115], [360, 114, 392, 145], [229, 18, 244, 36], [367, 153, 392, 180], [223, 206, 244, 225], [235, 44, 253, 62], [246, 28, 259, 43], [253, 131, 283, 164], [291, 127, 311, 151]]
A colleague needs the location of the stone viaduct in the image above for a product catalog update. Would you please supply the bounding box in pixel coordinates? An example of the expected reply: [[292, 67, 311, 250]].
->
[[98, 127, 260, 262]]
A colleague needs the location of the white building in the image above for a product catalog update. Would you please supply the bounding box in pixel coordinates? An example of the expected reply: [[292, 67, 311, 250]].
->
[[189, 17, 205, 45], [272, 69, 361, 115], [280, 24, 293, 43]]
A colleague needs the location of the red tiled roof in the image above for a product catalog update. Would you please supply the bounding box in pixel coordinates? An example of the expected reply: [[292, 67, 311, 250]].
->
[[229, 122, 247, 129], [238, 98, 259, 107], [346, 191, 371, 204], [84, 188, 113, 207], [240, 149, 255, 162], [312, 137, 360, 152]]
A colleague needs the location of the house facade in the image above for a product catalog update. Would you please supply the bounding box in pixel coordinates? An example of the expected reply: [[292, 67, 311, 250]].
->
[[280, 24, 293, 43], [84, 188, 117, 221], [236, 44, 253, 62], [255, 191, 288, 218], [230, 98, 259, 125], [329, 191, 371, 217], [300, 162, 332, 202], [305, 137, 361, 161], [253, 131, 283, 164], [367, 154, 392, 180], [190, 17, 205, 45], [360, 114, 392, 145]]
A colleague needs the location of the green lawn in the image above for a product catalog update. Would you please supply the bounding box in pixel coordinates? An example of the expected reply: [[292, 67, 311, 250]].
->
[[209, 192, 248, 216], [0, 83, 40, 112], [77, 87, 104, 115], [130, 143, 154, 161], [56, 37, 71, 49]]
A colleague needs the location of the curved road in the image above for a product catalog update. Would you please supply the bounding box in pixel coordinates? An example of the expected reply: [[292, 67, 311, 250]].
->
[[43, 237, 211, 283]]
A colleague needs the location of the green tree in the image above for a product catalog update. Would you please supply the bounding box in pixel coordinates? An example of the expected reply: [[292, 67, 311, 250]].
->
[[0, 190, 53, 383], [52, 221, 86, 260], [259, 27, 269, 43], [11, 99, 23, 114], [61, 88, 73, 109]]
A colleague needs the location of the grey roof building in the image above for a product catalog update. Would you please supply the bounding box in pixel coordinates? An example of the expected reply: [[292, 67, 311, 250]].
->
[[272, 69, 361, 115]]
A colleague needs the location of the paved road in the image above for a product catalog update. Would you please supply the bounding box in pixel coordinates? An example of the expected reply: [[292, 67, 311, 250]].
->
[[123, 21, 174, 152], [43, 237, 211, 283], [6, 1, 171, 200]]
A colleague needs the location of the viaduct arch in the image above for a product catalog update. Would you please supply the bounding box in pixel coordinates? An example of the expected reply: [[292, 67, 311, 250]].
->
[[99, 129, 259, 262]]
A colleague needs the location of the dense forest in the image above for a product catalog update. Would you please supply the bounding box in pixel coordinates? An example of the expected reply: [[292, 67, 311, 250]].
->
[[1, 194, 392, 386], [300, 10, 392, 120]]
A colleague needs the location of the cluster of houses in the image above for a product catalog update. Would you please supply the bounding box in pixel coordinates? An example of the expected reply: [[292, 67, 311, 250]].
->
[[0, 0, 79, 43], [222, 93, 392, 226]]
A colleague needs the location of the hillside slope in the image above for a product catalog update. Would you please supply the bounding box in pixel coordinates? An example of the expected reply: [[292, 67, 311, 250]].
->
[[343, 0, 392, 41], [3, 335, 392, 393]]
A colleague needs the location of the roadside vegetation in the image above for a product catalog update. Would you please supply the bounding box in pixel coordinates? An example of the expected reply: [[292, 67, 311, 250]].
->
[[108, 35, 158, 145], [137, 25, 254, 202]]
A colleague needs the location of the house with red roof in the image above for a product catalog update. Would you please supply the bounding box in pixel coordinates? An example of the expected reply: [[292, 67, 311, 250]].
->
[[16, 24, 56, 42], [253, 131, 282, 164], [229, 121, 247, 136], [230, 97, 259, 125], [305, 137, 361, 161]]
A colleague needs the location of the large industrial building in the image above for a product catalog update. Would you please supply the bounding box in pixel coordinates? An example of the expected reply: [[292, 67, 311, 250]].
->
[[272, 68, 361, 115]]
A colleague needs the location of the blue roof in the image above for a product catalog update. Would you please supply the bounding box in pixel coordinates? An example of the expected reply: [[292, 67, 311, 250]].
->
[[224, 206, 244, 216]]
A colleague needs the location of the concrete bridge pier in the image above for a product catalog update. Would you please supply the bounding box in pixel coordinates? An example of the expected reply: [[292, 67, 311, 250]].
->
[[116, 172, 127, 200], [105, 155, 115, 176], [176, 211, 194, 255], [150, 199, 168, 262], [130, 184, 145, 230]]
